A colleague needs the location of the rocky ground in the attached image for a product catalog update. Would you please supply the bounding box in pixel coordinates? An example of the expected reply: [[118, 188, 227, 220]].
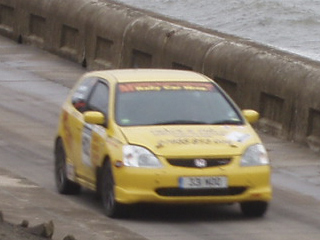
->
[[0, 211, 75, 240]]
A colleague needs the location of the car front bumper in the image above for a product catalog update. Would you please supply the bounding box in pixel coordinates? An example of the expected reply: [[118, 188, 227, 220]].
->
[[114, 164, 272, 205]]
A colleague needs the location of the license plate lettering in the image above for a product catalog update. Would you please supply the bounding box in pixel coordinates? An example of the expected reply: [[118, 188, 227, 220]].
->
[[205, 177, 221, 186], [179, 176, 227, 189], [189, 177, 201, 187]]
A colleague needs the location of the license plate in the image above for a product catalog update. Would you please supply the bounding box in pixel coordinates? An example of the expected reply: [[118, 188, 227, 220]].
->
[[179, 176, 228, 189]]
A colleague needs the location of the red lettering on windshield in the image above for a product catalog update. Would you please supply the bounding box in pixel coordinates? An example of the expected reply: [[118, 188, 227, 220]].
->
[[118, 82, 215, 93]]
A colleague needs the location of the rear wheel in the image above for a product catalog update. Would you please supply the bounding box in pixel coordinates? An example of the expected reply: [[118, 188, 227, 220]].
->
[[240, 201, 268, 218], [101, 161, 124, 218], [54, 139, 81, 194]]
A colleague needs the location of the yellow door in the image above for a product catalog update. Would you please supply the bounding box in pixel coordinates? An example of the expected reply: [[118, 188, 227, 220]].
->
[[73, 79, 110, 184]]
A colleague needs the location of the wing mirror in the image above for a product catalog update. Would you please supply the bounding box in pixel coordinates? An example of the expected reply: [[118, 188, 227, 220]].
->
[[83, 111, 107, 127], [242, 109, 259, 124]]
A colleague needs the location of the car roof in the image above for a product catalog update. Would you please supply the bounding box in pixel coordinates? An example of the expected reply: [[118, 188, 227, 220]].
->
[[86, 69, 212, 84]]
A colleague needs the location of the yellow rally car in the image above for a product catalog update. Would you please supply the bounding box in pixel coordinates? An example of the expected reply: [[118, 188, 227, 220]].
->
[[54, 69, 272, 218]]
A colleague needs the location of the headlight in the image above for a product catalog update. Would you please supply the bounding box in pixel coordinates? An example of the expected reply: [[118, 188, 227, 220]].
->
[[240, 144, 269, 166], [123, 145, 163, 168]]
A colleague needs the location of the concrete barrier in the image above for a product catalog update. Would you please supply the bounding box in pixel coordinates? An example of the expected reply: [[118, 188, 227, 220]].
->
[[1, 0, 320, 151], [45, 0, 93, 64], [18, 0, 52, 46], [203, 41, 313, 138], [120, 16, 173, 68], [212, 41, 320, 152], [84, 1, 144, 69], [0, 0, 18, 40], [120, 16, 224, 71]]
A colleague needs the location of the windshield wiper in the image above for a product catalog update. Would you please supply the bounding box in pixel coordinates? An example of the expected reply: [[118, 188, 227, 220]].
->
[[152, 119, 243, 126], [153, 120, 209, 125], [211, 119, 242, 125]]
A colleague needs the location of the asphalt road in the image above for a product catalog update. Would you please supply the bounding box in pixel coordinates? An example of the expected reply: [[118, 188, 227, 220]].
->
[[1, 35, 320, 240]]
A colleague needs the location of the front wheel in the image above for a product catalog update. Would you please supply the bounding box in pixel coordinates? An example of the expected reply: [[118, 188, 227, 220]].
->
[[101, 161, 125, 218], [240, 201, 268, 218], [54, 139, 81, 195]]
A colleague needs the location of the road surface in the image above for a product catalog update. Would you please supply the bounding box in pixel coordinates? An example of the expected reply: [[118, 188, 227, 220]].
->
[[1, 35, 320, 240]]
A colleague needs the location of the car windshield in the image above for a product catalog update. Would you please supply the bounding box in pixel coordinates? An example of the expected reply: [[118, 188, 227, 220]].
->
[[115, 81, 243, 126]]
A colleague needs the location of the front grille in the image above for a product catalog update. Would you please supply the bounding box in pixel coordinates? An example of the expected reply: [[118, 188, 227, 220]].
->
[[167, 158, 231, 168], [156, 187, 246, 197]]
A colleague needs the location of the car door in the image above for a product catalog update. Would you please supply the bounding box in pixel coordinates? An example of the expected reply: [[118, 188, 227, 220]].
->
[[76, 80, 110, 184], [69, 77, 98, 182]]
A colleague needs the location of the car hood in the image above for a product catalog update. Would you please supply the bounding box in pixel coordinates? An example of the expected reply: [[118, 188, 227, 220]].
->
[[119, 125, 260, 157]]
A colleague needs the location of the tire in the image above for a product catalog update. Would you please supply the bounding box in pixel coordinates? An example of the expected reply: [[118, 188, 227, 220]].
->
[[54, 139, 81, 195], [240, 201, 268, 218], [101, 161, 124, 218]]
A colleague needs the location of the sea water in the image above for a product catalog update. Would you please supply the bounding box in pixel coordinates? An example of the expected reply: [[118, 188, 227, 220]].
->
[[114, 0, 320, 61]]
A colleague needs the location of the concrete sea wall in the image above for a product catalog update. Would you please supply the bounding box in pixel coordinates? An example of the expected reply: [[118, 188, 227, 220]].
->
[[1, 0, 320, 151]]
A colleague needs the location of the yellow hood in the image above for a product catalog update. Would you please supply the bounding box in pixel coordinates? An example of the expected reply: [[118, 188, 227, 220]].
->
[[120, 125, 260, 157]]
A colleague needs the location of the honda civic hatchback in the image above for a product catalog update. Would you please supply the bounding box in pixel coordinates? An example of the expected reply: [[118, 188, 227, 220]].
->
[[54, 69, 272, 218]]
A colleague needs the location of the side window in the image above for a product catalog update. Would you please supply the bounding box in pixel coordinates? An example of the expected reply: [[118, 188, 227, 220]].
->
[[87, 81, 109, 115], [72, 77, 96, 112]]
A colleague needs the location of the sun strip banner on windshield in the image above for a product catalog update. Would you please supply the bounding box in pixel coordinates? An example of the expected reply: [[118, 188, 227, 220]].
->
[[118, 82, 215, 92]]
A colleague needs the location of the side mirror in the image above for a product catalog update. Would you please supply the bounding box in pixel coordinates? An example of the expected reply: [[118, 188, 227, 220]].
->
[[242, 109, 259, 124], [83, 111, 106, 126]]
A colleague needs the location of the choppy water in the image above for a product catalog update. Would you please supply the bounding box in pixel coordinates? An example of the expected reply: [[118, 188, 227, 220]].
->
[[114, 0, 320, 61]]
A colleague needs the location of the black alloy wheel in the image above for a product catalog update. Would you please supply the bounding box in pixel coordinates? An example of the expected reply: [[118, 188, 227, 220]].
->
[[54, 139, 81, 194], [101, 161, 124, 218]]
